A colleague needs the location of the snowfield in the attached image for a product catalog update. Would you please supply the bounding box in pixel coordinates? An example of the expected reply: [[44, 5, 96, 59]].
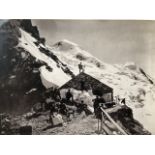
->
[[18, 29, 71, 88], [18, 29, 155, 134]]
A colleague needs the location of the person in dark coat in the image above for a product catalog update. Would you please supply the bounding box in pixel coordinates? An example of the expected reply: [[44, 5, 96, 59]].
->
[[78, 62, 84, 73], [93, 96, 100, 111], [93, 96, 102, 119], [66, 89, 73, 102]]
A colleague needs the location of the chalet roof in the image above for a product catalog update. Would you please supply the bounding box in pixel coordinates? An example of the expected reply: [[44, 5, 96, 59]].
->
[[59, 72, 113, 93]]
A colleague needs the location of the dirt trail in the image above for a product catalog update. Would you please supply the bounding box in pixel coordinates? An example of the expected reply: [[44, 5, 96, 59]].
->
[[56, 114, 99, 135], [34, 112, 99, 135]]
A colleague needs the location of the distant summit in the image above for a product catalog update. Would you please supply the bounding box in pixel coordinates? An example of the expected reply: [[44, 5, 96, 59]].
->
[[52, 39, 79, 52]]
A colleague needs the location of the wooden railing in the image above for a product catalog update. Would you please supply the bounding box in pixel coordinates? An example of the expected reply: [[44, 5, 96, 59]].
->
[[98, 107, 128, 135]]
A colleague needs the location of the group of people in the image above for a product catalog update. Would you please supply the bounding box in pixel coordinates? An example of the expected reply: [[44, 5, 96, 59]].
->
[[49, 101, 68, 126], [49, 101, 68, 117], [48, 88, 96, 124]]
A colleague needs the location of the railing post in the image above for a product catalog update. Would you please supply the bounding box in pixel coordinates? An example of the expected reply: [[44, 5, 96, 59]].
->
[[100, 107, 127, 135], [100, 111, 103, 133], [98, 118, 100, 133]]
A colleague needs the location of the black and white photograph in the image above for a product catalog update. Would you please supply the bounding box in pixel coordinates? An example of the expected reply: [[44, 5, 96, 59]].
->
[[0, 19, 155, 135]]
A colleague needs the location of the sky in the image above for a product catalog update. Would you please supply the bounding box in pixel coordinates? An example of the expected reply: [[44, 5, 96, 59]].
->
[[32, 20, 155, 79]]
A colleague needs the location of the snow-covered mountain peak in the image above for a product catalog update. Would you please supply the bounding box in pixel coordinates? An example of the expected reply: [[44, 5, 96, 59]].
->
[[52, 39, 79, 52], [50, 39, 109, 72]]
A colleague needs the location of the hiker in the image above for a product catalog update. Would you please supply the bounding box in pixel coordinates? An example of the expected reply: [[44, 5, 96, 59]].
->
[[65, 89, 73, 102], [93, 96, 100, 113], [93, 96, 102, 119], [78, 62, 84, 73]]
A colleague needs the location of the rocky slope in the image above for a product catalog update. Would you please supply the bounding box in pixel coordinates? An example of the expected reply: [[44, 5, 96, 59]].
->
[[0, 20, 73, 114]]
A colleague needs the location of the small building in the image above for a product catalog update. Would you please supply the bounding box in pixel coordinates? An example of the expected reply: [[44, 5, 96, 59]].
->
[[59, 72, 113, 103]]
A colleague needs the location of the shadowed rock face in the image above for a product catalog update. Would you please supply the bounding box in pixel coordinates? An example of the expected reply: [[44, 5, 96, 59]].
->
[[110, 106, 151, 135], [0, 20, 46, 114], [20, 20, 39, 39]]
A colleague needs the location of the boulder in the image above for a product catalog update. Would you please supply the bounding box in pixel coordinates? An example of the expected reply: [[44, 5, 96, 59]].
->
[[51, 113, 63, 126]]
